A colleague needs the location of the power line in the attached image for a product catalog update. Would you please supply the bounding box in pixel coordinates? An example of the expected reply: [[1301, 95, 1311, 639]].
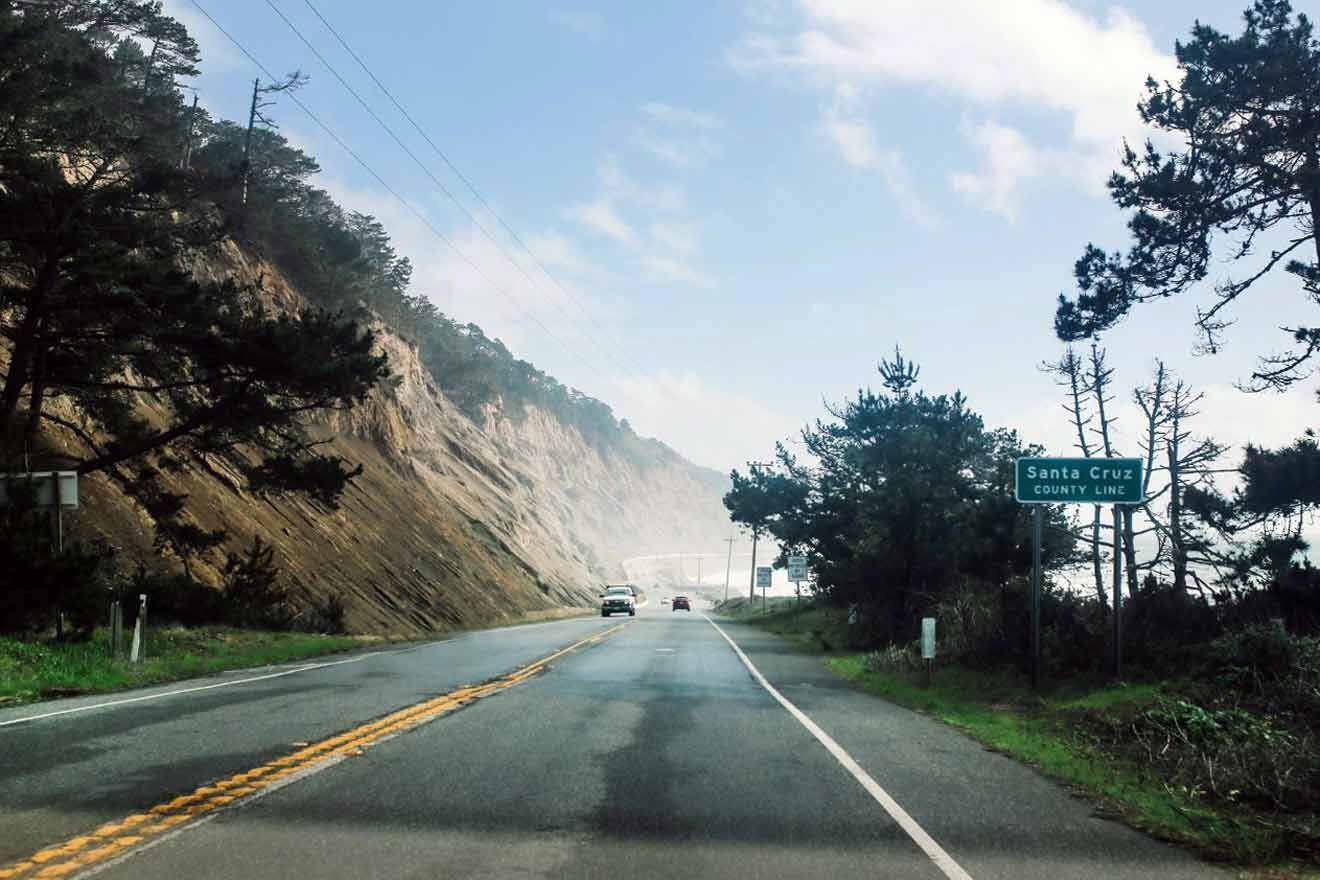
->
[[264, 0, 643, 384], [297, 0, 650, 379], [188, 0, 611, 387]]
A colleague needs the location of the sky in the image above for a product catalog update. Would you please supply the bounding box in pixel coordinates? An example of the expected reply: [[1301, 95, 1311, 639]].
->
[[164, 0, 1318, 484]]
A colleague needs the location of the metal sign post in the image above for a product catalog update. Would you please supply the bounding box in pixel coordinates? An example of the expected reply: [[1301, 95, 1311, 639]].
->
[[756, 566, 772, 611], [787, 555, 807, 605], [1031, 506, 1042, 687], [1016, 457, 1144, 688]]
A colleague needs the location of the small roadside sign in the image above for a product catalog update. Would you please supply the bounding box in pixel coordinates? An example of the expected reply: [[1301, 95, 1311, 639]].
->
[[0, 471, 78, 509], [787, 555, 807, 582], [755, 566, 772, 589], [921, 618, 936, 660], [1015, 457, 1143, 505]]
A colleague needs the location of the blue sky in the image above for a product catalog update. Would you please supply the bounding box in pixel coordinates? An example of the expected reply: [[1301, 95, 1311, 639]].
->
[[167, 0, 1316, 476]]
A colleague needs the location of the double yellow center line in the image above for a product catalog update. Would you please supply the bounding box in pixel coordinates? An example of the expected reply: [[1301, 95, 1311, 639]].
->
[[0, 622, 627, 880]]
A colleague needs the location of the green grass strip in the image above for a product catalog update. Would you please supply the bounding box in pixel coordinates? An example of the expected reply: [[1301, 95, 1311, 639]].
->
[[0, 627, 372, 704]]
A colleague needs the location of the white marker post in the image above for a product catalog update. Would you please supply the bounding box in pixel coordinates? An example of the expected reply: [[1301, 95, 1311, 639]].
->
[[129, 594, 147, 664], [921, 617, 936, 687]]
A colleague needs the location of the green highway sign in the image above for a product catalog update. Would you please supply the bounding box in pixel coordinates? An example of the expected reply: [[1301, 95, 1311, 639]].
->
[[1016, 457, 1144, 505]]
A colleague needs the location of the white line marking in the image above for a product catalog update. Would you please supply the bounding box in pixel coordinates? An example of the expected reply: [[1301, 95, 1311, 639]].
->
[[0, 617, 613, 729], [0, 654, 380, 728], [703, 615, 975, 880]]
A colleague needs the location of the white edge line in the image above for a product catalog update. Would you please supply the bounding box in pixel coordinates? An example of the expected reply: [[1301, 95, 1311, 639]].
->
[[1, 616, 616, 729], [702, 614, 975, 880], [0, 654, 379, 728]]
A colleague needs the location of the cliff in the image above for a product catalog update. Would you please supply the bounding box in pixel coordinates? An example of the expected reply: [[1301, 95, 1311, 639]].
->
[[47, 241, 733, 635]]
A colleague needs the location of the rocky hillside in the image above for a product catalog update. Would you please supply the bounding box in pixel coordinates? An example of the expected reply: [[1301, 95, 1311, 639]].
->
[[52, 242, 732, 635]]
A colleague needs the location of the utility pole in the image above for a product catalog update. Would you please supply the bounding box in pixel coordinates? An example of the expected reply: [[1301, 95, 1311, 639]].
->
[[747, 461, 772, 600], [723, 537, 735, 602], [697, 557, 702, 587]]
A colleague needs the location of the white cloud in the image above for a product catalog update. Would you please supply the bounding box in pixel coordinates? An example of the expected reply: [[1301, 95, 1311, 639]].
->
[[650, 222, 699, 256], [161, 0, 240, 71], [599, 156, 688, 213], [949, 118, 1107, 219], [633, 128, 720, 168], [732, 0, 1178, 216], [572, 159, 716, 289], [526, 231, 593, 274], [641, 102, 724, 130], [565, 197, 637, 245], [640, 254, 716, 289], [548, 9, 605, 40], [611, 372, 799, 470], [819, 86, 940, 228]]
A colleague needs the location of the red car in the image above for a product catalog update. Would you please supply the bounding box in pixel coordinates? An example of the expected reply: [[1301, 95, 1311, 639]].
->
[[672, 596, 691, 611]]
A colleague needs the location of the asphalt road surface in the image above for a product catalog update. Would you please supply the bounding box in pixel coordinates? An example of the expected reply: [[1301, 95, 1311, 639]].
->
[[1, 590, 1224, 879]]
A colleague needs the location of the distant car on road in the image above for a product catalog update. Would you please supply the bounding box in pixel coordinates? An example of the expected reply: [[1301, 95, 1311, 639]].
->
[[600, 586, 636, 617], [672, 596, 691, 611], [661, 597, 670, 605]]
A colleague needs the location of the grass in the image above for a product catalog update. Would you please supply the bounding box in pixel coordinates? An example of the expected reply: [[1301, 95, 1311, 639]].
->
[[720, 599, 1319, 879], [0, 627, 373, 705]]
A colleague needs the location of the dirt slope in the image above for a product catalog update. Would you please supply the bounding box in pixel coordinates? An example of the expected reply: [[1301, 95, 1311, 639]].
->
[[44, 242, 733, 635]]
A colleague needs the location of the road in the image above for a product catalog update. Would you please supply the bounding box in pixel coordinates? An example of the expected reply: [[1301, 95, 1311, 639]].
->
[[0, 590, 1222, 879]]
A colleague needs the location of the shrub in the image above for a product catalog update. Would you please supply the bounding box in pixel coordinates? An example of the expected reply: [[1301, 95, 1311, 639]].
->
[[1122, 581, 1222, 670], [222, 536, 291, 629], [298, 593, 348, 635], [866, 642, 924, 674], [1128, 697, 1319, 811], [125, 566, 229, 627]]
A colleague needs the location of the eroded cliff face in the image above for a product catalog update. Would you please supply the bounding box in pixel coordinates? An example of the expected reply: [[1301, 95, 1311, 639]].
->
[[48, 242, 732, 634]]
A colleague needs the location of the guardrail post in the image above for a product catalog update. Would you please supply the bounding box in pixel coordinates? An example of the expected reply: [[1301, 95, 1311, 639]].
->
[[109, 600, 122, 656]]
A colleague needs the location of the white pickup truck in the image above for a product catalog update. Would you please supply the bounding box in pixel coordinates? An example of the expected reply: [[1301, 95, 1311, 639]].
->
[[599, 586, 636, 617]]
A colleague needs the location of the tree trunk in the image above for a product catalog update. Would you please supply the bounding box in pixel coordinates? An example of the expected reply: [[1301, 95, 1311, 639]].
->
[[1123, 507, 1138, 596], [23, 345, 48, 444], [1169, 442, 1187, 593], [1091, 506, 1107, 607]]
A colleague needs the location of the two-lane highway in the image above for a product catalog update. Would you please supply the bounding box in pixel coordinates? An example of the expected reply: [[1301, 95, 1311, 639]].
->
[[1, 592, 1222, 878]]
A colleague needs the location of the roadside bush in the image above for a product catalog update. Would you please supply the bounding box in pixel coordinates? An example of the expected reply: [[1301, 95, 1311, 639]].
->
[[222, 536, 291, 629], [126, 566, 229, 627], [1122, 581, 1222, 670], [866, 642, 924, 674], [1229, 564, 1320, 635], [1193, 626, 1320, 723], [1037, 588, 1105, 677], [1128, 697, 1319, 812], [0, 482, 114, 636], [298, 593, 348, 635]]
